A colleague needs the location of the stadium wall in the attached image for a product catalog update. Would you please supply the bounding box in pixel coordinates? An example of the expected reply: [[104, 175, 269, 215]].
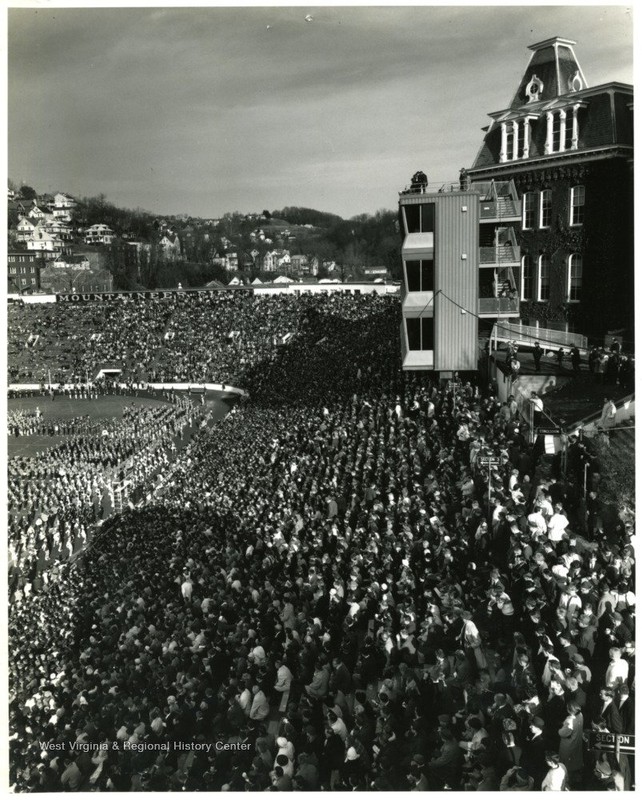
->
[[9, 382, 249, 397], [8, 283, 399, 306]]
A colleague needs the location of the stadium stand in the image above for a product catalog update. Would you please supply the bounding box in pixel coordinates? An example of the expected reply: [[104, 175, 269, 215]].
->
[[7, 291, 635, 792]]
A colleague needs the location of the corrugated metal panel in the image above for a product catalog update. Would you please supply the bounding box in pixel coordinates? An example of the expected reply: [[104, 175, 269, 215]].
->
[[433, 192, 479, 371]]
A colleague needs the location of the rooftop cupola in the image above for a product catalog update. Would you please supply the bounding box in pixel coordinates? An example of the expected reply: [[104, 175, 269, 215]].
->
[[508, 37, 588, 110]]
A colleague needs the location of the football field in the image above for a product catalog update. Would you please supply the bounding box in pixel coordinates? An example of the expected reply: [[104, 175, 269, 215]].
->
[[7, 390, 238, 458]]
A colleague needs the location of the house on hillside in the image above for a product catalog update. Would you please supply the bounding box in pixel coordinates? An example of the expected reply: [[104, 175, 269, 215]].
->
[[84, 224, 116, 245], [262, 249, 291, 273], [42, 219, 74, 240], [290, 254, 319, 277], [158, 233, 182, 261], [26, 227, 65, 257], [53, 192, 77, 209], [16, 216, 37, 242], [28, 204, 49, 222], [51, 206, 73, 222]]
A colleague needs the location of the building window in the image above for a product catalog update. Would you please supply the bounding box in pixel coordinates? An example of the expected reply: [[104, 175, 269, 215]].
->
[[404, 259, 434, 292], [521, 255, 533, 300], [570, 185, 585, 226], [539, 189, 552, 228], [568, 254, 582, 302], [506, 126, 515, 160], [551, 113, 562, 152], [538, 255, 551, 301], [403, 203, 435, 234], [523, 192, 537, 230], [517, 123, 526, 158], [406, 317, 434, 351]]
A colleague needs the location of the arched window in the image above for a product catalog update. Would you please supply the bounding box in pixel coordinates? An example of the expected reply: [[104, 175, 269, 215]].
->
[[568, 254, 583, 302]]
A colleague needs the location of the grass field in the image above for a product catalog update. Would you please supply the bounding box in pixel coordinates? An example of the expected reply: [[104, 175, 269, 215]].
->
[[7, 390, 238, 458]]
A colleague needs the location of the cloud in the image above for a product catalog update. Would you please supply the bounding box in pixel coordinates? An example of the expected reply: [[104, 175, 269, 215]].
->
[[8, 5, 633, 218]]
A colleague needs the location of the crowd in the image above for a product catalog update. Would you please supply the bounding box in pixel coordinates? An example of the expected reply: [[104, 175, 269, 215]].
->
[[7, 292, 636, 792], [7, 291, 356, 387], [7, 397, 205, 599]]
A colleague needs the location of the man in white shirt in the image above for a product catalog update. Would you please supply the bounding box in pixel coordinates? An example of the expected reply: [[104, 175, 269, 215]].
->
[[530, 392, 544, 427], [547, 503, 569, 543], [605, 648, 629, 689], [274, 659, 293, 713]]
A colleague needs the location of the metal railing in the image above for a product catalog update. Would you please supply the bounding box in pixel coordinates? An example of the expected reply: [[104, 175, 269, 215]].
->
[[479, 296, 520, 315], [479, 199, 520, 220], [565, 393, 635, 436], [490, 321, 588, 350], [480, 246, 520, 264]]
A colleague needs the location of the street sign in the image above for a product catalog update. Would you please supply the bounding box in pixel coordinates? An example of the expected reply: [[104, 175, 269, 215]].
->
[[536, 427, 563, 435], [478, 456, 500, 466], [590, 732, 635, 755]]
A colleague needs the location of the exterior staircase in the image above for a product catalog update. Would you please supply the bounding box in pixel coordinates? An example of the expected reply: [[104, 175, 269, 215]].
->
[[496, 197, 517, 218]]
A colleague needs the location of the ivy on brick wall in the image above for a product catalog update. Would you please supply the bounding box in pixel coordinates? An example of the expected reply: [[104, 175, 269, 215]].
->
[[520, 300, 569, 323]]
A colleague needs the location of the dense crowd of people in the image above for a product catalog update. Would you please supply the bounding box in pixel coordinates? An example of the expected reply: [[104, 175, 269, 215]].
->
[[7, 291, 343, 387], [7, 397, 205, 599], [7, 292, 636, 792]]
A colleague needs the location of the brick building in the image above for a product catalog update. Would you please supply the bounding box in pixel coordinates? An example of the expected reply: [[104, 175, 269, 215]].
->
[[467, 37, 633, 343]]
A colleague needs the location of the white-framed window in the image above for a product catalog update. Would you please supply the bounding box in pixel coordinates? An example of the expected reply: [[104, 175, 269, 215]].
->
[[506, 126, 515, 160], [551, 113, 562, 152], [521, 255, 534, 300], [568, 254, 582, 302], [570, 185, 585, 226], [539, 189, 552, 229], [538, 255, 551, 301], [523, 192, 537, 230], [564, 118, 574, 150]]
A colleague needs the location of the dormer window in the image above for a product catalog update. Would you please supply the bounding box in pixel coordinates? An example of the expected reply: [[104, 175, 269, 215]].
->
[[500, 117, 534, 162], [569, 70, 583, 92], [525, 74, 544, 103], [545, 104, 582, 154]]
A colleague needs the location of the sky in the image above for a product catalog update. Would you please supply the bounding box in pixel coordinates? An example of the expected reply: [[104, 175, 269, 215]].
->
[[6, 2, 635, 220]]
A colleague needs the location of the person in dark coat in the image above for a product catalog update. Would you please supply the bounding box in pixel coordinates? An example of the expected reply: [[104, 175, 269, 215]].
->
[[617, 687, 635, 734], [520, 716, 548, 787], [533, 342, 543, 372], [428, 729, 463, 789], [320, 726, 345, 789], [570, 346, 581, 374]]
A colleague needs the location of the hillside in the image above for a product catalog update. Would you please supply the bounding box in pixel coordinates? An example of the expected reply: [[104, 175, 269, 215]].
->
[[8, 183, 403, 289]]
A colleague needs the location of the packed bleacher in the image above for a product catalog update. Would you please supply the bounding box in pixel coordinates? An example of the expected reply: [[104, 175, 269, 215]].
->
[[8, 292, 334, 386], [7, 291, 636, 792]]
